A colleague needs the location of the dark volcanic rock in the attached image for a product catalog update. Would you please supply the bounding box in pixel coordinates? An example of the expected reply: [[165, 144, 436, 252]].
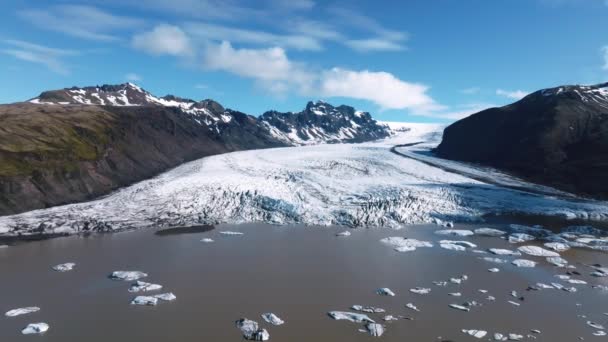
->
[[436, 82, 608, 198]]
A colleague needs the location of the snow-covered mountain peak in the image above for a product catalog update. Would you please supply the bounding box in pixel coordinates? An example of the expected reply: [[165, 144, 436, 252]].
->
[[536, 82, 608, 109]]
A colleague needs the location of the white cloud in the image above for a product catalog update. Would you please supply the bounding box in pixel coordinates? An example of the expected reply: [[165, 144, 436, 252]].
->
[[344, 39, 405, 52], [1, 40, 78, 74], [132, 24, 193, 56], [125, 73, 142, 81], [19, 5, 143, 42], [416, 103, 497, 120], [185, 22, 322, 51], [602, 46, 608, 70], [461, 87, 481, 95], [319, 68, 440, 111], [496, 89, 529, 100]]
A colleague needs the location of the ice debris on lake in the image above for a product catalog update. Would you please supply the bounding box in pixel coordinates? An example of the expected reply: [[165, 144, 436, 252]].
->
[[365, 323, 385, 337], [547, 256, 568, 267], [380, 237, 433, 252], [482, 257, 508, 264], [587, 321, 605, 330], [110, 271, 148, 281], [544, 242, 570, 252], [462, 329, 487, 338], [410, 287, 431, 295], [336, 231, 351, 237], [508, 233, 536, 244], [352, 305, 385, 313], [128, 281, 162, 293], [262, 313, 285, 326], [512, 259, 537, 268], [405, 303, 420, 312], [435, 229, 474, 237], [450, 304, 470, 312], [440, 240, 477, 251], [21, 323, 49, 335], [235, 318, 270, 341], [488, 268, 500, 273], [474, 228, 506, 237], [517, 246, 560, 257], [5, 307, 40, 317], [328, 311, 375, 323], [489, 248, 521, 256], [220, 231, 243, 236], [200, 238, 214, 243], [154, 292, 177, 301], [52, 262, 75, 272], [130, 296, 158, 306], [376, 288, 396, 296]]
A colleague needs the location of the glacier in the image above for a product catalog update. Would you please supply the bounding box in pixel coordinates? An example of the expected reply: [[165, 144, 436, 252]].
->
[[1, 123, 607, 237]]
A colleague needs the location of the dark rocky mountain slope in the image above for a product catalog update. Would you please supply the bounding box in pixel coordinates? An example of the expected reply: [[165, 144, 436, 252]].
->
[[436, 82, 608, 199], [0, 83, 389, 215]]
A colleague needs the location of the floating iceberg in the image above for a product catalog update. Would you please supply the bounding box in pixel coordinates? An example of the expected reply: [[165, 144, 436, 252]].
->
[[130, 296, 158, 306], [474, 228, 506, 237], [489, 248, 521, 256], [328, 311, 374, 323], [410, 287, 431, 295], [21, 323, 49, 335], [220, 231, 244, 236], [52, 262, 76, 272], [235, 318, 270, 341], [380, 237, 433, 252], [262, 313, 285, 326], [110, 271, 148, 281], [517, 246, 560, 257], [5, 307, 40, 317], [462, 329, 487, 338], [435, 229, 474, 237], [376, 288, 395, 296], [200, 238, 214, 243], [128, 281, 163, 293], [365, 323, 385, 337], [508, 233, 536, 243], [154, 293, 176, 301], [336, 231, 351, 237], [512, 259, 536, 268]]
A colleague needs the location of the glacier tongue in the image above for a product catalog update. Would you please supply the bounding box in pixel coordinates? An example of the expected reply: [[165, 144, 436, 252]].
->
[[0, 124, 607, 237]]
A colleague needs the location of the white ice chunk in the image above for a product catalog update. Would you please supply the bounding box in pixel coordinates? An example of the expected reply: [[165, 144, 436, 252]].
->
[[517, 246, 560, 257], [366, 323, 385, 337], [200, 238, 214, 243], [110, 271, 148, 281], [376, 288, 395, 296], [235, 318, 270, 341], [380, 237, 433, 252], [410, 287, 431, 295], [262, 313, 285, 326], [474, 228, 506, 236], [52, 262, 75, 272], [130, 296, 158, 306], [154, 292, 177, 301], [336, 231, 351, 237], [220, 231, 244, 236], [435, 229, 474, 237], [489, 248, 521, 256], [21, 323, 49, 335], [462, 329, 487, 338], [512, 259, 537, 268], [128, 281, 163, 293], [328, 311, 375, 323], [5, 307, 40, 317]]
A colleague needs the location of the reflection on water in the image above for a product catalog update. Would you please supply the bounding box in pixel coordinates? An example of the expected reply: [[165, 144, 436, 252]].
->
[[0, 223, 606, 341]]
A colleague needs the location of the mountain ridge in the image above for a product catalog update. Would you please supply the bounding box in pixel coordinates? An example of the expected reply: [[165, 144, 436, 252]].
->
[[436, 81, 608, 199]]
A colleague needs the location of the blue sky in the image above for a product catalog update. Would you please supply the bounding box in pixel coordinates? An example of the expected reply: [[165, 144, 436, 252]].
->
[[1, 0, 607, 122]]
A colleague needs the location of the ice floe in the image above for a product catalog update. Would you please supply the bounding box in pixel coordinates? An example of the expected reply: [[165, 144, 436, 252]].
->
[[151, 292, 175, 301], [508, 233, 536, 243], [200, 238, 214, 243], [128, 281, 163, 293], [450, 304, 470, 312], [365, 323, 385, 337], [488, 268, 500, 273], [546, 256, 568, 267], [328, 311, 375, 323], [336, 231, 351, 237], [351, 305, 385, 313], [21, 323, 49, 335], [543, 242, 570, 252], [235, 318, 270, 341], [376, 288, 395, 296], [5, 307, 40, 317], [261, 313, 285, 326], [512, 259, 537, 268], [130, 296, 158, 306], [52, 262, 75, 272], [110, 271, 148, 281], [410, 287, 431, 295], [462, 329, 487, 338], [489, 248, 521, 256], [474, 228, 506, 237], [405, 303, 420, 312], [380, 237, 433, 252], [482, 257, 508, 264], [435, 229, 474, 237], [220, 231, 244, 236], [517, 246, 560, 257]]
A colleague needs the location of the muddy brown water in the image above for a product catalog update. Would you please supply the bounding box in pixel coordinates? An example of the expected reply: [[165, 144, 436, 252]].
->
[[0, 223, 607, 341]]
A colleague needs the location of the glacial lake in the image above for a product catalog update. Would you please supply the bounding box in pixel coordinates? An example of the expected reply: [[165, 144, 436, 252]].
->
[[0, 222, 607, 341]]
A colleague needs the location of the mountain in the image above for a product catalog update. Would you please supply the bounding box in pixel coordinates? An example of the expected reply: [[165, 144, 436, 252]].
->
[[436, 82, 608, 198], [260, 101, 389, 144], [0, 83, 390, 215]]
